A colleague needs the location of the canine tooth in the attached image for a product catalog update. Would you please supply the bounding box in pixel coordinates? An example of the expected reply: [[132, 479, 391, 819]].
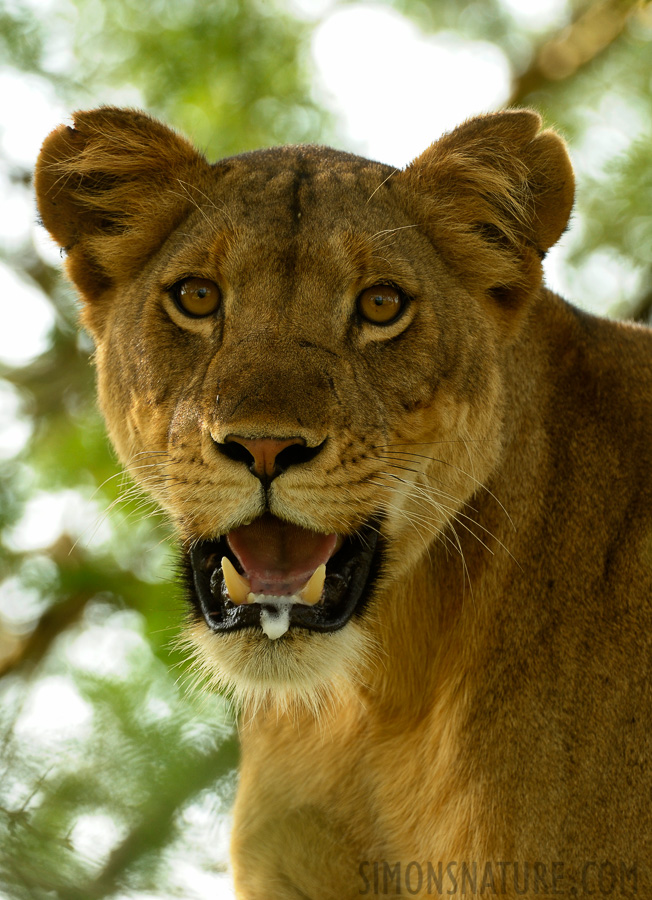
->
[[221, 556, 251, 605], [298, 564, 326, 605]]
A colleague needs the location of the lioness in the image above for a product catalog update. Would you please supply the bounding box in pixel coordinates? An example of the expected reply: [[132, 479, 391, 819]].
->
[[36, 108, 651, 898]]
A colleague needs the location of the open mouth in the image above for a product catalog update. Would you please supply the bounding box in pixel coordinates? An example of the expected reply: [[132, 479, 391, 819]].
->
[[186, 513, 382, 639]]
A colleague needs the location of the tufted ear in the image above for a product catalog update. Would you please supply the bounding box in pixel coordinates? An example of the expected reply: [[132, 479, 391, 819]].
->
[[400, 109, 575, 324], [35, 107, 211, 327]]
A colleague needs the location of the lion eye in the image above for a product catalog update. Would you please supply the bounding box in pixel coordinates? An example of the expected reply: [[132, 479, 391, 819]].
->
[[173, 277, 221, 318], [357, 284, 404, 325]]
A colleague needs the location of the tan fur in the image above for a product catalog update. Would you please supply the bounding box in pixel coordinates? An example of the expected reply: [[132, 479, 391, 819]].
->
[[36, 107, 652, 898]]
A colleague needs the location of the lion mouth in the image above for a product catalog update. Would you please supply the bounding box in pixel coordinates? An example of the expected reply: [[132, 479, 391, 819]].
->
[[186, 513, 381, 639]]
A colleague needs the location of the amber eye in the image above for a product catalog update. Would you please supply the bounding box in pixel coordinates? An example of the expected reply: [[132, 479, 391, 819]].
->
[[173, 277, 221, 318], [357, 284, 404, 325]]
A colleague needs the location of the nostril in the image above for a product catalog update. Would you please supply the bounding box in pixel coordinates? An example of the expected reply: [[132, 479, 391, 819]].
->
[[214, 435, 325, 482], [215, 438, 256, 469], [275, 441, 323, 472]]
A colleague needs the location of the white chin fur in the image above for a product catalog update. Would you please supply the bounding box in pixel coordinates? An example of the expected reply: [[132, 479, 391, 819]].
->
[[181, 617, 375, 716]]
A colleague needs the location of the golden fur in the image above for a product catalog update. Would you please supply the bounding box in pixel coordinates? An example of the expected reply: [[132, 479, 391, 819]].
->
[[36, 107, 652, 898]]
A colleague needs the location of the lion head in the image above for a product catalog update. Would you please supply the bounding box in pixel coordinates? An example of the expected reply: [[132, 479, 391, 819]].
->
[[35, 107, 573, 710]]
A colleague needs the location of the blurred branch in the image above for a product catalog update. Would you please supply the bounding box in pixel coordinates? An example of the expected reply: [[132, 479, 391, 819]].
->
[[0, 536, 90, 678], [0, 592, 87, 677], [510, 0, 649, 105], [70, 736, 239, 900], [632, 284, 652, 323]]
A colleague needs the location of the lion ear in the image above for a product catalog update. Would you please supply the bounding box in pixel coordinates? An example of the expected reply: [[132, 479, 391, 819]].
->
[[401, 109, 575, 320], [35, 107, 210, 310]]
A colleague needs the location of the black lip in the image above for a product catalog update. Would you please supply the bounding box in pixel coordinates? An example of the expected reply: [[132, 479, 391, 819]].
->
[[185, 517, 382, 635]]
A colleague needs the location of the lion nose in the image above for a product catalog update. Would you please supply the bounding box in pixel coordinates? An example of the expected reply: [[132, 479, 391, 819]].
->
[[216, 435, 324, 483]]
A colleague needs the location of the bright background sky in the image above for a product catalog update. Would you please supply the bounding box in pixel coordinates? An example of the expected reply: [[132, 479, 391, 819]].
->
[[0, 0, 634, 896]]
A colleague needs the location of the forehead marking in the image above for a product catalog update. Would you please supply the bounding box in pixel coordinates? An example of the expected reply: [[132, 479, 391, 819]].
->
[[289, 156, 313, 230]]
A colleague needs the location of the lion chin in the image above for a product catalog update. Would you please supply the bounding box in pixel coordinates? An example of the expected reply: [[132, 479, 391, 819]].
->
[[36, 105, 652, 898], [183, 614, 374, 715]]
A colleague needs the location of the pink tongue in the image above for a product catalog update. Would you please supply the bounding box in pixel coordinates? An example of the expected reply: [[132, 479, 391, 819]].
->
[[226, 514, 337, 595]]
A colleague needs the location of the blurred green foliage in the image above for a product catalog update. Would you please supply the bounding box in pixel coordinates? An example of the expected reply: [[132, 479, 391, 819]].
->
[[0, 0, 651, 897], [70, 0, 330, 157]]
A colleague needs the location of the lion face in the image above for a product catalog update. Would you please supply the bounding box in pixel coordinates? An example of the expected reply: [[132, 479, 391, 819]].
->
[[35, 108, 573, 707]]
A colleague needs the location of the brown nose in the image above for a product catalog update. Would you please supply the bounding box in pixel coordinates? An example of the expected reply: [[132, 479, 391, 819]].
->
[[217, 435, 323, 483]]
